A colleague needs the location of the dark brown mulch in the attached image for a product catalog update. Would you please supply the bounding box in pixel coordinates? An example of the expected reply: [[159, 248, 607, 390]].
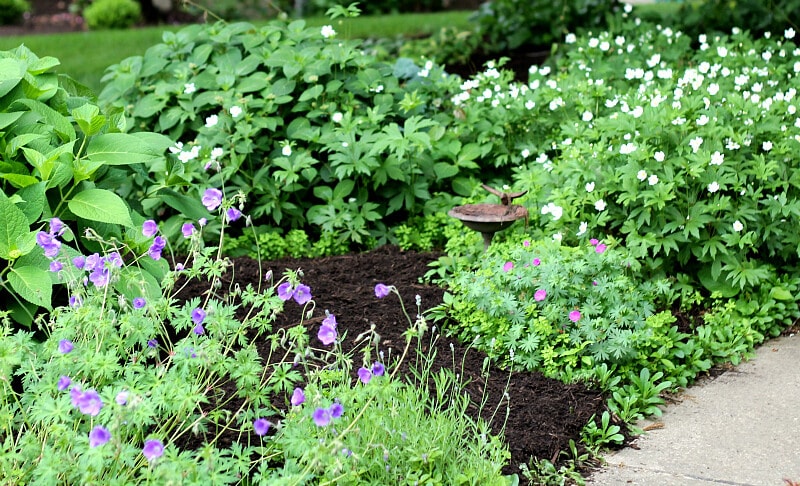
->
[[175, 245, 612, 479]]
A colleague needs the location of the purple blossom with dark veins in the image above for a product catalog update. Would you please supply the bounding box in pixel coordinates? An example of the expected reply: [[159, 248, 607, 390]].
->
[[148, 236, 167, 260], [371, 362, 385, 376], [201, 188, 223, 211], [133, 297, 146, 309], [225, 207, 242, 223], [329, 402, 343, 418], [374, 283, 391, 298], [358, 367, 372, 384], [89, 426, 111, 447], [191, 308, 206, 325], [253, 418, 270, 436], [76, 389, 103, 416], [312, 407, 332, 427], [142, 220, 158, 237], [291, 387, 305, 406], [276, 282, 293, 301], [57, 375, 71, 391], [58, 339, 73, 354]]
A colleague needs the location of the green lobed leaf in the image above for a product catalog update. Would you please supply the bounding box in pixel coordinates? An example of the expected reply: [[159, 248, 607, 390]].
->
[[8, 265, 52, 308], [68, 188, 134, 227]]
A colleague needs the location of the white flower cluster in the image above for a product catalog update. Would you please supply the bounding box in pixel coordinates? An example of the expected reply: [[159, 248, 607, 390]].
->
[[541, 202, 563, 220]]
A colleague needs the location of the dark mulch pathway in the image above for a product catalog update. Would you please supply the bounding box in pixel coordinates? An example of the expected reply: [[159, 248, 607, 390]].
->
[[176, 245, 612, 479]]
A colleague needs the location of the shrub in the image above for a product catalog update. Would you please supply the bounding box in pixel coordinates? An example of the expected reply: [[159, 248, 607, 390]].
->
[[470, 0, 625, 53], [0, 45, 172, 327], [677, 0, 800, 42], [0, 0, 29, 25], [84, 0, 141, 30], [98, 17, 492, 249]]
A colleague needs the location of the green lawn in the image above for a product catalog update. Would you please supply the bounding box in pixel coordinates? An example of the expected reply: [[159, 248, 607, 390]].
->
[[0, 11, 474, 93]]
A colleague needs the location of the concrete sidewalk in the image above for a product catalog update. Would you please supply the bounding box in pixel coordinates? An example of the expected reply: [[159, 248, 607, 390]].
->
[[586, 333, 800, 486]]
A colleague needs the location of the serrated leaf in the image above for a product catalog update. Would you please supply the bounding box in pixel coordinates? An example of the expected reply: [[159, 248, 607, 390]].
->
[[13, 98, 75, 142], [15, 182, 47, 224], [0, 192, 31, 260], [68, 189, 133, 227], [8, 265, 52, 308]]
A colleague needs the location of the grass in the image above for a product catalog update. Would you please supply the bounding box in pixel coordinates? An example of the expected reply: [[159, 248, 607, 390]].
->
[[0, 11, 473, 93]]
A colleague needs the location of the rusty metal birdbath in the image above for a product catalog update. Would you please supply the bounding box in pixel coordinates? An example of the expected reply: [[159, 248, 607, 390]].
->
[[448, 185, 529, 251]]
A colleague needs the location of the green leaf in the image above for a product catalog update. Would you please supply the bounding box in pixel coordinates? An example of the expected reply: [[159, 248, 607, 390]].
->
[[115, 266, 162, 303], [0, 111, 24, 131], [86, 133, 166, 165], [15, 182, 47, 224], [157, 190, 212, 221], [13, 99, 75, 142], [698, 265, 739, 298], [433, 162, 459, 179], [8, 265, 52, 308], [68, 189, 133, 227], [0, 58, 25, 98], [333, 179, 354, 200], [0, 192, 31, 260], [0, 173, 40, 189], [72, 103, 107, 137], [769, 287, 794, 301], [299, 84, 323, 102]]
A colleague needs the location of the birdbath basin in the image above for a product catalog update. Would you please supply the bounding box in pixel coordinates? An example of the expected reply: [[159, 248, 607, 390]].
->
[[448, 203, 528, 251]]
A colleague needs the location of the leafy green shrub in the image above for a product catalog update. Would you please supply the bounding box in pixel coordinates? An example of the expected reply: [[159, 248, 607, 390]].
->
[[677, 0, 800, 41], [99, 17, 486, 248], [0, 0, 30, 25], [83, 0, 142, 30], [399, 26, 482, 66], [183, 0, 283, 21], [0, 45, 172, 326], [470, 0, 625, 52]]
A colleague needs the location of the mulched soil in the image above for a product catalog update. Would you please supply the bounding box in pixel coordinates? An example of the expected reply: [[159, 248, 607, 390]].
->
[[174, 245, 614, 479]]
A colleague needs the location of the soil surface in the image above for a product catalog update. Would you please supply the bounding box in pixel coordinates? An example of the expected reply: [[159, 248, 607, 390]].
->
[[174, 245, 614, 479]]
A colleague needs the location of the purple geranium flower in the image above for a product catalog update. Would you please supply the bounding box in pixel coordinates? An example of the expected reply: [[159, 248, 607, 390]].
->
[[374, 283, 391, 299], [569, 310, 581, 323], [291, 387, 305, 406], [89, 267, 111, 288], [148, 236, 167, 261], [595, 243, 607, 254], [69, 295, 82, 308], [202, 188, 223, 211], [50, 260, 63, 273], [358, 367, 372, 384], [532, 258, 541, 266], [318, 323, 337, 346], [142, 439, 164, 461], [49, 217, 66, 236], [329, 402, 344, 418], [57, 375, 71, 391], [70, 387, 82, 407], [502, 261, 514, 272], [225, 207, 242, 223], [133, 297, 146, 309], [312, 407, 332, 427], [181, 223, 195, 238], [277, 282, 293, 301], [72, 255, 86, 269], [142, 220, 158, 237], [253, 418, 270, 436], [191, 308, 206, 325], [193, 323, 205, 336], [89, 426, 111, 448], [36, 231, 61, 258], [292, 284, 312, 305], [371, 362, 385, 376], [534, 289, 547, 302], [76, 389, 103, 416], [58, 339, 73, 354], [116, 391, 128, 406]]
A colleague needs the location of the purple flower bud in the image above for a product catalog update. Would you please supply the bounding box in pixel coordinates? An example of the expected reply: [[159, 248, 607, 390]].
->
[[202, 188, 223, 211], [253, 418, 270, 436], [147, 338, 158, 348], [193, 323, 205, 335], [50, 260, 63, 273], [115, 391, 128, 406], [142, 220, 158, 237], [133, 297, 146, 309], [89, 426, 111, 448], [58, 339, 73, 354], [199, 218, 208, 227], [142, 439, 164, 461], [291, 387, 305, 406], [532, 258, 541, 266], [374, 283, 391, 298], [69, 295, 82, 308]]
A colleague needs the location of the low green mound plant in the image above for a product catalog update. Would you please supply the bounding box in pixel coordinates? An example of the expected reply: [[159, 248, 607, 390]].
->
[[83, 0, 142, 30], [0, 45, 172, 327]]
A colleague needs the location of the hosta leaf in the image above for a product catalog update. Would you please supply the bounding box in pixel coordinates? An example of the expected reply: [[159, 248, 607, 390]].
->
[[68, 188, 133, 227]]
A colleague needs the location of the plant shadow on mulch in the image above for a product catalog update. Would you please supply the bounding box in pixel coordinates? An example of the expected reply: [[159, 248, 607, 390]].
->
[[174, 245, 620, 480]]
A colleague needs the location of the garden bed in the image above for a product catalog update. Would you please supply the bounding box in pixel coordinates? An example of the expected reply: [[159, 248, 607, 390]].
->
[[174, 245, 614, 476]]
